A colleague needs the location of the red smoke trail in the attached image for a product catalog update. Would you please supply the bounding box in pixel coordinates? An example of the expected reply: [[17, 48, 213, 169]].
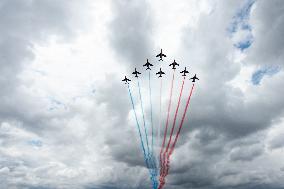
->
[[158, 83, 195, 189], [161, 77, 185, 177], [158, 155, 170, 189], [165, 78, 185, 155], [170, 83, 195, 155], [159, 70, 175, 180]]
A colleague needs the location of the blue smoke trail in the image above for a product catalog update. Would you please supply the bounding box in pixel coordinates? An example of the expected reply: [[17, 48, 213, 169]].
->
[[128, 84, 158, 189], [127, 84, 148, 164], [137, 80, 158, 188]]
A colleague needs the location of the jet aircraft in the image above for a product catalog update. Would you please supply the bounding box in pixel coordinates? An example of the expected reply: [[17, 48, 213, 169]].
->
[[156, 68, 165, 78], [180, 67, 189, 76], [156, 49, 166, 61], [169, 60, 179, 69], [122, 76, 131, 84], [132, 68, 141, 78], [190, 74, 199, 82], [143, 59, 153, 70]]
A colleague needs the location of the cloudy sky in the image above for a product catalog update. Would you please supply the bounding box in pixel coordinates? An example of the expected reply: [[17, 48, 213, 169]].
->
[[1, 0, 284, 188]]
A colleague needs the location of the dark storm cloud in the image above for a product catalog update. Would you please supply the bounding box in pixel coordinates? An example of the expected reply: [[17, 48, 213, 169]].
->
[[109, 0, 154, 68]]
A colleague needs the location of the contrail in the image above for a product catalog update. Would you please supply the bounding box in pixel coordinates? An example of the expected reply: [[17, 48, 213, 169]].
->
[[159, 70, 175, 178], [128, 84, 158, 189]]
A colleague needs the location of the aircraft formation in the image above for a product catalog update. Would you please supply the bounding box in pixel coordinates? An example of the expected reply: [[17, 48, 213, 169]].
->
[[122, 49, 199, 189], [122, 49, 199, 83]]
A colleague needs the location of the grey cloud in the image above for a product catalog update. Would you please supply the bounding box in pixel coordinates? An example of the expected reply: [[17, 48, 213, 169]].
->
[[161, 0, 284, 188], [95, 75, 130, 123], [94, 76, 148, 167], [0, 0, 95, 188], [229, 144, 264, 161], [248, 0, 284, 66], [109, 0, 154, 68], [100, 0, 284, 188], [103, 0, 284, 187], [0, 0, 91, 127], [99, 2, 283, 188], [0, 0, 89, 83], [1, 0, 284, 189], [269, 133, 284, 149], [179, 0, 284, 139]]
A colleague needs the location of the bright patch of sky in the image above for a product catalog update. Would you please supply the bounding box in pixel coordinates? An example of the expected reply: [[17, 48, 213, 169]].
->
[[151, 0, 214, 54], [229, 0, 255, 51], [251, 66, 280, 85], [27, 139, 43, 147]]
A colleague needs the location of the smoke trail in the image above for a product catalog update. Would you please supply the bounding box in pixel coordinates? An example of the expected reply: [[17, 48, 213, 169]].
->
[[127, 84, 149, 166], [161, 77, 185, 177], [137, 80, 150, 157], [159, 70, 175, 179], [148, 71, 154, 157], [158, 83, 195, 189], [158, 155, 170, 189], [157, 78, 163, 175], [148, 71, 159, 185], [165, 77, 185, 153], [170, 83, 195, 155], [128, 84, 158, 189], [138, 80, 158, 188]]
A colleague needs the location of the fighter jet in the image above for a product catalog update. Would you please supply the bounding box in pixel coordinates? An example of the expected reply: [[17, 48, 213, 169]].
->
[[156, 49, 166, 61], [143, 59, 153, 70], [180, 67, 189, 77], [190, 74, 199, 82], [169, 60, 179, 70], [122, 76, 131, 84], [132, 68, 141, 78], [156, 68, 165, 78]]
